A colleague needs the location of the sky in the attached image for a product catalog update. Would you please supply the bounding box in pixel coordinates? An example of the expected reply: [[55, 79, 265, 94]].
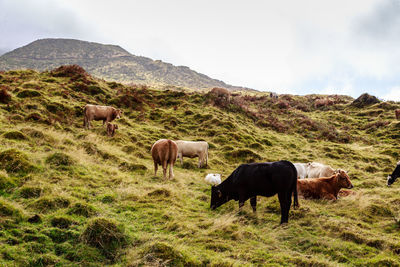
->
[[1, 0, 400, 100]]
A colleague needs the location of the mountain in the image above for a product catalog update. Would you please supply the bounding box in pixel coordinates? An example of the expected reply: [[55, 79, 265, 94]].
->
[[0, 38, 249, 90]]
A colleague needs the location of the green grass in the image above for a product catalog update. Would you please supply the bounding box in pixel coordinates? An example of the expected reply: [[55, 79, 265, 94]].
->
[[0, 68, 400, 266]]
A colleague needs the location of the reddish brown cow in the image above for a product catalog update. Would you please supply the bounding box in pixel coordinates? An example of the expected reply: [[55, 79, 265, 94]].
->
[[106, 123, 118, 137], [151, 139, 178, 179], [83, 104, 122, 129], [297, 170, 353, 200], [395, 109, 400, 120]]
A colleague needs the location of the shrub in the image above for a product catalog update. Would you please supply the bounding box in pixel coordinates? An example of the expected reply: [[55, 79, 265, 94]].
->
[[0, 149, 35, 175], [81, 218, 128, 260], [51, 65, 89, 80], [351, 93, 380, 108], [16, 89, 41, 98], [3, 131, 27, 140], [25, 112, 43, 122]]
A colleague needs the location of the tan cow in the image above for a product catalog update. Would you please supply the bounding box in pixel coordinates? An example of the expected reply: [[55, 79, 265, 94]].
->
[[151, 139, 178, 179], [83, 104, 122, 129], [297, 170, 353, 200], [106, 122, 118, 137], [175, 140, 209, 168], [396, 109, 400, 120], [307, 162, 337, 178]]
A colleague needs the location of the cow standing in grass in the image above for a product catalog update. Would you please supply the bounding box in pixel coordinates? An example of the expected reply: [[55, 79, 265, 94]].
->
[[396, 109, 400, 120], [210, 161, 299, 224], [106, 123, 118, 137], [175, 140, 208, 168], [387, 161, 400, 186], [151, 139, 178, 179], [83, 104, 122, 129], [297, 170, 353, 200]]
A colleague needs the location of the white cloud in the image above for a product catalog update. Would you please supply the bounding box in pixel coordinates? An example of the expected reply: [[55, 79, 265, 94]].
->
[[382, 87, 400, 101]]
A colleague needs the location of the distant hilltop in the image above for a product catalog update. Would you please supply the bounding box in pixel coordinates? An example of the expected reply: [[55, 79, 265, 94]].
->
[[0, 38, 252, 91]]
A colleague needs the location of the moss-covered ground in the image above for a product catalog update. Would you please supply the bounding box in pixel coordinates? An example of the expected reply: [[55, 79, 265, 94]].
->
[[0, 66, 400, 266]]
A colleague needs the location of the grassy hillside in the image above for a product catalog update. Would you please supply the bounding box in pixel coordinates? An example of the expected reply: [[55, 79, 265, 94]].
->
[[0, 66, 400, 266], [0, 38, 249, 91]]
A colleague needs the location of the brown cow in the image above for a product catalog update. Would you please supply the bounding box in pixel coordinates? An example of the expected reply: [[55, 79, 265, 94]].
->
[[297, 170, 353, 200], [396, 109, 400, 120], [83, 104, 122, 129], [106, 122, 118, 137], [210, 87, 230, 97], [151, 139, 178, 179]]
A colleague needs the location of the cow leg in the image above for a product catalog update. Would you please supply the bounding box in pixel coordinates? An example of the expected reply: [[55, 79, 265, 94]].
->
[[323, 193, 337, 201], [179, 153, 183, 165], [198, 156, 202, 168], [154, 162, 158, 176], [238, 193, 246, 210], [162, 161, 168, 179], [278, 192, 291, 224], [169, 163, 174, 179], [250, 196, 257, 212]]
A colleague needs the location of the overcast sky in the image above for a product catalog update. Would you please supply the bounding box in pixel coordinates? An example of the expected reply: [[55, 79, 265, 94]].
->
[[1, 0, 400, 100]]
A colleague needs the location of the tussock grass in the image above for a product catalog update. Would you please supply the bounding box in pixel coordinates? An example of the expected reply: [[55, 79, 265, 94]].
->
[[0, 69, 400, 265]]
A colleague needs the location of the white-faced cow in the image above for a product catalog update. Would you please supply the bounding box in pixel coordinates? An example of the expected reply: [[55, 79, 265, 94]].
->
[[307, 162, 337, 178], [387, 161, 400, 186], [210, 161, 299, 224], [83, 104, 122, 129], [175, 140, 208, 168], [151, 139, 178, 180]]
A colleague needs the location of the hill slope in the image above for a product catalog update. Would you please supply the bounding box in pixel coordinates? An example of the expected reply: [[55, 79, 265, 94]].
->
[[0, 66, 400, 266], [0, 38, 247, 91]]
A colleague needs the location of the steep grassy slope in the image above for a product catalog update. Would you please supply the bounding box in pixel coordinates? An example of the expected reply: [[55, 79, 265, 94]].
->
[[0, 67, 400, 266], [0, 38, 249, 91]]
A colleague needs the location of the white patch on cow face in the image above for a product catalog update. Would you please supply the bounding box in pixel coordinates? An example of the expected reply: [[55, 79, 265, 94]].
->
[[387, 176, 392, 186]]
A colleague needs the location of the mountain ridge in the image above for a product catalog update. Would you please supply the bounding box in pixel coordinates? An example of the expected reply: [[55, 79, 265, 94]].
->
[[0, 38, 252, 91]]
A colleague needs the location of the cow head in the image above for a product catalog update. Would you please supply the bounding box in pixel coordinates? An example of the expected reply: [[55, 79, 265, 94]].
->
[[210, 186, 228, 210], [336, 170, 353, 189], [387, 161, 400, 186], [113, 108, 122, 119]]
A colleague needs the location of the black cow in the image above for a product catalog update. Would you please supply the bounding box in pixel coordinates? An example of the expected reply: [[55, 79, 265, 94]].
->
[[387, 161, 400, 186], [210, 160, 299, 224]]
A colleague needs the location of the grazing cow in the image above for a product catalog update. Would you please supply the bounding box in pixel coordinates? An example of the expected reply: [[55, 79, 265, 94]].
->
[[210, 161, 299, 224], [175, 140, 208, 168], [151, 139, 178, 179], [210, 87, 230, 97], [307, 162, 337, 178], [83, 104, 122, 129], [387, 161, 400, 186], [297, 170, 353, 200], [396, 109, 400, 120], [294, 163, 308, 179], [106, 123, 118, 137], [205, 173, 221, 186], [270, 92, 278, 99]]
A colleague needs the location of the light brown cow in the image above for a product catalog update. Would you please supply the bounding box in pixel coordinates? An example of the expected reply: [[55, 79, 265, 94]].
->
[[396, 109, 400, 120], [307, 162, 337, 178], [151, 139, 178, 179], [106, 123, 118, 137], [297, 170, 353, 200], [175, 140, 208, 168], [210, 87, 230, 97], [83, 104, 122, 129]]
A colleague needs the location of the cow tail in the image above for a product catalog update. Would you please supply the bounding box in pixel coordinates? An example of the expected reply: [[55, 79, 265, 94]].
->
[[168, 140, 173, 163], [83, 105, 87, 127], [289, 162, 299, 209]]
